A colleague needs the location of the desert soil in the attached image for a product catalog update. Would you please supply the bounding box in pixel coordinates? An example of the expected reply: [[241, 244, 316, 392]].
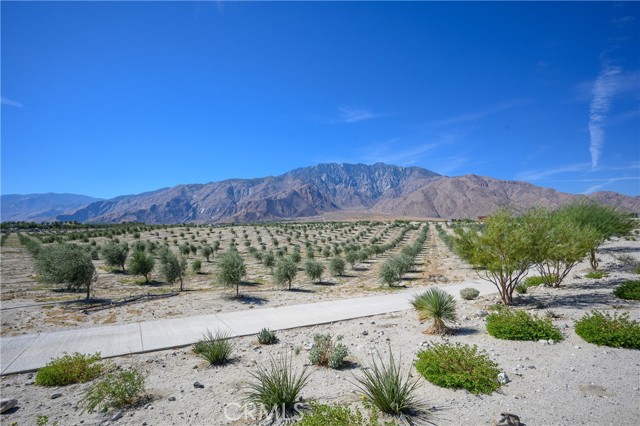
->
[[1, 224, 639, 426]]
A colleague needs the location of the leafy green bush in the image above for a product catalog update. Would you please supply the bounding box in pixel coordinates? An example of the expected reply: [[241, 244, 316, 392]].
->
[[353, 350, 422, 417], [414, 343, 501, 394], [193, 329, 234, 365], [245, 352, 311, 417], [35, 352, 102, 386], [191, 259, 202, 273], [257, 328, 278, 345], [523, 276, 546, 287], [613, 280, 640, 301], [78, 367, 146, 413], [309, 333, 348, 369], [515, 282, 528, 294], [297, 402, 397, 426], [486, 309, 563, 341], [459, 288, 480, 300], [411, 288, 456, 335], [585, 271, 606, 279], [574, 311, 640, 349]]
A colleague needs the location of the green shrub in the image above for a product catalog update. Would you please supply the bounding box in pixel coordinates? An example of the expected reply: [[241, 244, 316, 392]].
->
[[193, 329, 234, 365], [78, 367, 146, 413], [353, 349, 422, 418], [245, 352, 311, 417], [459, 288, 480, 300], [486, 309, 563, 341], [257, 328, 278, 345], [634, 265, 640, 275], [524, 276, 547, 287], [191, 259, 202, 274], [35, 352, 102, 386], [515, 282, 528, 294], [414, 343, 501, 395], [297, 402, 397, 426], [574, 311, 640, 349], [309, 333, 348, 369], [411, 288, 456, 335], [613, 280, 640, 301], [585, 271, 606, 279]]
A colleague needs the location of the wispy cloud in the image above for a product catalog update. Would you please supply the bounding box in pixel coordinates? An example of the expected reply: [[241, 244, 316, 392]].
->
[[582, 176, 639, 194], [589, 61, 622, 170], [1, 97, 23, 108], [360, 140, 439, 165], [424, 98, 527, 127], [335, 106, 385, 123], [516, 162, 591, 182], [426, 155, 470, 176]]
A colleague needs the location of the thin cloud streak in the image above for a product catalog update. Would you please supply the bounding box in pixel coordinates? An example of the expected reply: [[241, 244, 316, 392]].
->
[[589, 62, 621, 170], [425, 98, 527, 127], [516, 163, 591, 182], [336, 106, 385, 123], [361, 140, 440, 166], [1, 97, 23, 108], [582, 176, 639, 194]]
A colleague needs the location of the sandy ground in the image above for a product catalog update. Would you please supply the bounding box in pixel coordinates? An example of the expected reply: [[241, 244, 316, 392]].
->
[[1, 227, 639, 426]]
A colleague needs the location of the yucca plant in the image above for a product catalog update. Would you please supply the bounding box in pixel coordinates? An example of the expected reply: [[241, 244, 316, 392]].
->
[[411, 288, 457, 335], [245, 352, 311, 418], [353, 349, 422, 419], [192, 329, 234, 366], [257, 328, 278, 345]]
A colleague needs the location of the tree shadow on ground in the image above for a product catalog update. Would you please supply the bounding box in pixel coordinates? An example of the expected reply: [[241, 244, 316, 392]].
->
[[138, 280, 168, 288], [240, 281, 261, 288], [287, 288, 315, 293], [352, 266, 370, 272], [453, 326, 480, 336], [314, 281, 337, 286], [231, 294, 268, 305], [515, 279, 629, 311], [599, 246, 640, 254]]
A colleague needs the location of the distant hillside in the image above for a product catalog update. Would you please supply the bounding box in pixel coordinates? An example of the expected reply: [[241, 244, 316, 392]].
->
[[53, 163, 640, 224], [1, 193, 102, 222]]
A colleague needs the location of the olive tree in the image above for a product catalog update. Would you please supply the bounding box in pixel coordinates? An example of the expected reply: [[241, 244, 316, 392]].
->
[[128, 249, 155, 283], [304, 259, 325, 284], [35, 244, 96, 299], [453, 208, 535, 305], [274, 256, 298, 290], [559, 202, 635, 270], [329, 256, 346, 277], [101, 242, 129, 272], [201, 245, 213, 262], [159, 247, 187, 291], [217, 248, 246, 296]]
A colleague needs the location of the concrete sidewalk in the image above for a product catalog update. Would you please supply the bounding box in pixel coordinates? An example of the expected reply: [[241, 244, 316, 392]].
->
[[0, 279, 496, 375]]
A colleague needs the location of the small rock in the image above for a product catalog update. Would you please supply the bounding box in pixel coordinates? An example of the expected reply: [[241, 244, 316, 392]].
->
[[574, 345, 581, 349], [168, 396, 176, 401], [193, 382, 205, 389], [0, 398, 18, 414], [476, 310, 489, 318], [361, 330, 369, 336], [497, 372, 510, 384], [50, 393, 63, 399], [111, 411, 124, 421], [497, 412, 522, 426], [420, 341, 430, 347], [303, 342, 313, 350], [539, 339, 548, 346]]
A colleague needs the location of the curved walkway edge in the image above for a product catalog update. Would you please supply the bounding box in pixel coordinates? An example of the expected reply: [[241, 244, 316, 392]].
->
[[0, 279, 496, 375]]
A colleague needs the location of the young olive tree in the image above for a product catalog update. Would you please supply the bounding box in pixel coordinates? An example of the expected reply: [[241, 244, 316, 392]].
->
[[159, 247, 187, 291], [35, 244, 96, 299], [274, 256, 298, 290], [101, 242, 129, 272], [453, 208, 535, 305], [329, 256, 346, 277], [128, 249, 155, 283], [304, 260, 325, 284], [559, 202, 635, 270], [217, 248, 246, 297]]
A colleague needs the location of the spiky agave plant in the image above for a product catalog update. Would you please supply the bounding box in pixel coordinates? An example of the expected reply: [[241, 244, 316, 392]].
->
[[411, 288, 457, 335]]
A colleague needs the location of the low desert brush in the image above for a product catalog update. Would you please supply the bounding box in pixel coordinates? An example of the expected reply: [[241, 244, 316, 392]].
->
[[257, 328, 278, 345], [613, 280, 640, 301], [574, 311, 640, 349], [35, 352, 102, 387], [309, 333, 349, 369], [459, 287, 480, 300], [78, 367, 146, 413], [414, 342, 501, 394], [486, 309, 563, 341]]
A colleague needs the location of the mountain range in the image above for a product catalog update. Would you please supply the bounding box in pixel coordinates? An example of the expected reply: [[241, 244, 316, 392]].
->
[[3, 163, 639, 224]]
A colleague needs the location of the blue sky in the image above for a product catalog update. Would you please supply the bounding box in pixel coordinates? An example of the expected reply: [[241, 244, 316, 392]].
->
[[2, 1, 639, 199]]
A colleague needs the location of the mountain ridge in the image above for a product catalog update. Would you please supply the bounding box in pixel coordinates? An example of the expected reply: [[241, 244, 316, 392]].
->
[[3, 163, 638, 223]]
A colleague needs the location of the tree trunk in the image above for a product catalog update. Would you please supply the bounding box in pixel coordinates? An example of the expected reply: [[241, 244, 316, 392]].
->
[[86, 283, 91, 300], [590, 248, 598, 271]]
